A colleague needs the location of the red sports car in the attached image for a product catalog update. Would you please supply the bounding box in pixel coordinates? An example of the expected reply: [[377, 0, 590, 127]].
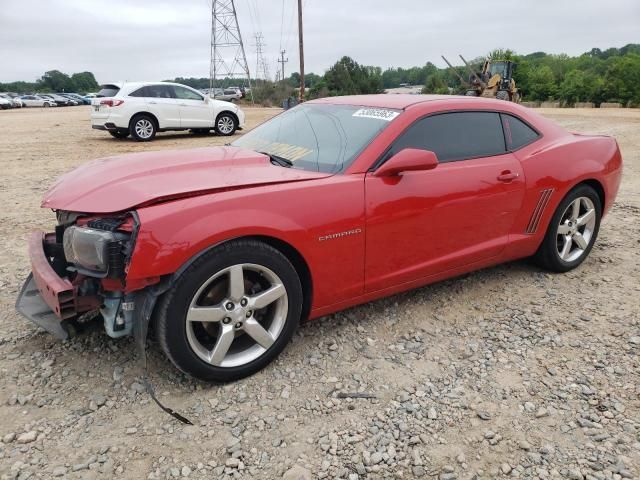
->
[[16, 95, 622, 381]]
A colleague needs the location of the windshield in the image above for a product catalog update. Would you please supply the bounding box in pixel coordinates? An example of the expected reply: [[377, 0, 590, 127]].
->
[[489, 62, 508, 77], [232, 104, 400, 173]]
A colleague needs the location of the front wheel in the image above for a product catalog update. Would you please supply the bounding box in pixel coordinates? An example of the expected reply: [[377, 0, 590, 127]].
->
[[155, 240, 303, 382], [534, 185, 601, 272], [215, 112, 238, 136]]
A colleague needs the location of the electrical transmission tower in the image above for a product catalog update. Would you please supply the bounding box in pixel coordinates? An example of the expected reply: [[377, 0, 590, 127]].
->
[[210, 0, 252, 99], [253, 33, 270, 81]]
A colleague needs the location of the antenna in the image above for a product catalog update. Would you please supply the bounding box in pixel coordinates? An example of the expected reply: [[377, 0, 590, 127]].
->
[[210, 0, 253, 101]]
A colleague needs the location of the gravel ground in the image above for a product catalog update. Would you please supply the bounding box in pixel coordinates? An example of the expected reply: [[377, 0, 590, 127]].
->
[[0, 106, 638, 480]]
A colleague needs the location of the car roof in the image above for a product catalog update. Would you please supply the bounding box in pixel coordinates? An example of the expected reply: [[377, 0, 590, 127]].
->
[[307, 94, 531, 112], [307, 94, 450, 109]]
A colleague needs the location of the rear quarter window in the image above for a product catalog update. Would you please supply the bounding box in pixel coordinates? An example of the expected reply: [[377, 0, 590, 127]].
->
[[129, 87, 149, 97], [97, 85, 120, 98], [501, 114, 540, 150]]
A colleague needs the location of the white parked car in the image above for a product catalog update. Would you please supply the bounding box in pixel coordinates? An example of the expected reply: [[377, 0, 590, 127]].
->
[[0, 93, 23, 108], [20, 95, 57, 107], [0, 96, 11, 110], [91, 82, 246, 141]]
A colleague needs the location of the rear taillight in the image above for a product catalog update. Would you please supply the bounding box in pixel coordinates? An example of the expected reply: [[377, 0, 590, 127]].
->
[[99, 99, 124, 107]]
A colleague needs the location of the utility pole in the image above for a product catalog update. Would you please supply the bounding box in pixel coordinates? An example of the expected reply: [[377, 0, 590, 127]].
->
[[278, 50, 288, 85], [297, 0, 305, 101]]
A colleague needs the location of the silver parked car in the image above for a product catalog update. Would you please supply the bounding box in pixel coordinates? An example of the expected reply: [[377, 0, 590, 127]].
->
[[20, 95, 57, 107]]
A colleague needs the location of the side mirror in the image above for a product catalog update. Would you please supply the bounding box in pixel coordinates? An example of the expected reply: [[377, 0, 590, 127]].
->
[[373, 148, 439, 177]]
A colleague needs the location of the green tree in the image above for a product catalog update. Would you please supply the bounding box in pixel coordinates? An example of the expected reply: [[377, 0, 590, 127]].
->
[[603, 54, 640, 105], [559, 70, 602, 104], [70, 72, 99, 92], [527, 65, 557, 101], [40, 70, 74, 92], [487, 48, 515, 61], [321, 56, 383, 96], [422, 71, 448, 94]]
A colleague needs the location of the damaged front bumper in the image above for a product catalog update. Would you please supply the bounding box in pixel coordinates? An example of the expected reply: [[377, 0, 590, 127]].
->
[[15, 232, 100, 339], [15, 230, 168, 366]]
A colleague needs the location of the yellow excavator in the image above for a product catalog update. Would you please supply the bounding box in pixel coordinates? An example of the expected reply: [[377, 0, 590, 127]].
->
[[442, 55, 520, 103]]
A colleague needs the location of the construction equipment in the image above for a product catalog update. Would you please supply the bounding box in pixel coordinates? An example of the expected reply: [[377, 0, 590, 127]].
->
[[442, 55, 520, 103]]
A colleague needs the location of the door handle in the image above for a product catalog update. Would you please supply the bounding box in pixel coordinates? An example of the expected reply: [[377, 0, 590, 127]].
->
[[497, 171, 519, 182], [179, 103, 188, 106], [148, 101, 157, 104]]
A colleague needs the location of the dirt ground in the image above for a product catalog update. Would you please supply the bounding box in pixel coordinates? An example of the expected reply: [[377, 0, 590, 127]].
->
[[0, 106, 638, 480]]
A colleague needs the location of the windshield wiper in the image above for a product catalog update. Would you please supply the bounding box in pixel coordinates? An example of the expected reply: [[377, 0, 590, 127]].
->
[[259, 151, 293, 168]]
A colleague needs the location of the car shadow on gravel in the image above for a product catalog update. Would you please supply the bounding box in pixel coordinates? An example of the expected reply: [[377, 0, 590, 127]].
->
[[91, 132, 233, 144], [8, 258, 548, 391]]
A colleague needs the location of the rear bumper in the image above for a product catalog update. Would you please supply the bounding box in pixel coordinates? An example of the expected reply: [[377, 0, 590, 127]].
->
[[92, 123, 118, 131], [15, 232, 99, 339]]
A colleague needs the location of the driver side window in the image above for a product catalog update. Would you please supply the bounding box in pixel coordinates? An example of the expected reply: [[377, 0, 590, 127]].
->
[[388, 112, 506, 163]]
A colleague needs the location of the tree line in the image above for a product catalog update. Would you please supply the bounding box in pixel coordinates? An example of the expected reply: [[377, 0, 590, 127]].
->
[[3, 44, 637, 106], [0, 70, 99, 94], [295, 43, 640, 106]]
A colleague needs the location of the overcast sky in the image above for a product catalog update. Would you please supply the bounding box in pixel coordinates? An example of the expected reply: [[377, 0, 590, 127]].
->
[[0, 0, 638, 84]]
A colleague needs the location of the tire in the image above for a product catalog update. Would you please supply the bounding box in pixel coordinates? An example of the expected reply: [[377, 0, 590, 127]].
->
[[215, 112, 238, 136], [534, 184, 601, 273], [130, 114, 157, 142], [109, 130, 130, 139], [496, 90, 510, 101], [43, 103, 50, 108], [155, 239, 303, 382], [465, 90, 478, 96]]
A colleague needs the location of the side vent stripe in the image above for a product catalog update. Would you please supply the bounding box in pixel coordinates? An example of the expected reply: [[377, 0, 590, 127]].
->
[[526, 188, 554, 234]]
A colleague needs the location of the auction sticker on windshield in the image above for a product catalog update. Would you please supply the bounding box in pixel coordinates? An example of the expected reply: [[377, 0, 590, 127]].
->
[[352, 108, 400, 121]]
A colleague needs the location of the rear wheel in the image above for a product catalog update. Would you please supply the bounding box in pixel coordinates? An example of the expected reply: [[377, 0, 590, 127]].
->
[[215, 112, 238, 136], [130, 114, 157, 142], [156, 240, 303, 382], [109, 130, 129, 139], [496, 90, 510, 101], [534, 184, 601, 272]]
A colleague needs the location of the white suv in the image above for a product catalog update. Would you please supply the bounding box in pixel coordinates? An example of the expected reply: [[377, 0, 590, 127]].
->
[[91, 82, 246, 141]]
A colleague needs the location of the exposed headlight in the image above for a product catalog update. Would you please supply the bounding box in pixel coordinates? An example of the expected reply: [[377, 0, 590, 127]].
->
[[63, 226, 129, 276]]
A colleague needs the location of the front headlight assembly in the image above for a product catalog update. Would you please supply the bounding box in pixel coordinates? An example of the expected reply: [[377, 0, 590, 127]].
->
[[63, 226, 129, 277]]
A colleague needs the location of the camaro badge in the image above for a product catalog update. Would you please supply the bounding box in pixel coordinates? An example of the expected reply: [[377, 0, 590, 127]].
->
[[319, 228, 363, 242]]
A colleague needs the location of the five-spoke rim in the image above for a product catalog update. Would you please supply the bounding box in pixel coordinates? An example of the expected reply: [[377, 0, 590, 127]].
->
[[185, 263, 288, 368], [135, 119, 154, 139], [217, 116, 235, 134], [556, 196, 596, 262]]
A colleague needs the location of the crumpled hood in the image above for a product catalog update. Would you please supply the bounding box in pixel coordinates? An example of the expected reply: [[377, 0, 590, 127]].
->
[[42, 146, 330, 213]]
